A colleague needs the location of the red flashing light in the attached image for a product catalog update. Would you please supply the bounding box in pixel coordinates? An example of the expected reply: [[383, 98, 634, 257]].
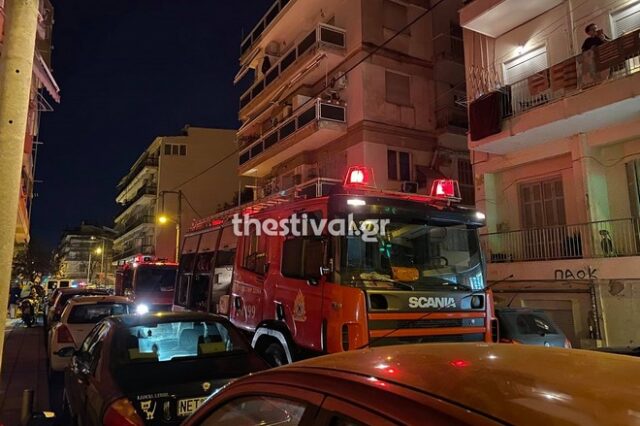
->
[[449, 359, 471, 368], [344, 166, 375, 187], [211, 219, 224, 227], [385, 367, 397, 375], [431, 179, 459, 199]]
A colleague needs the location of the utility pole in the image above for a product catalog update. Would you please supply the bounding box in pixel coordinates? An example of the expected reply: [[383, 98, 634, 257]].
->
[[0, 0, 40, 371]]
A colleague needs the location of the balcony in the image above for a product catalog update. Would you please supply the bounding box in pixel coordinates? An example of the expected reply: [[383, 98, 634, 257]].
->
[[481, 218, 640, 263], [240, 0, 291, 58], [116, 156, 159, 202], [113, 244, 154, 262], [115, 215, 155, 240], [115, 185, 157, 222], [238, 99, 347, 176], [460, 0, 564, 38], [239, 24, 346, 119], [469, 29, 640, 154], [436, 106, 468, 133]]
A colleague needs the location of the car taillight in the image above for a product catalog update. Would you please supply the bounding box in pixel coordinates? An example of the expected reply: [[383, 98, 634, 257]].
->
[[564, 338, 572, 349], [103, 398, 144, 426], [57, 325, 75, 344]]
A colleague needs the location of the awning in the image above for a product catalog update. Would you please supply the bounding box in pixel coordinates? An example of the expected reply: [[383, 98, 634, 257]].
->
[[32, 52, 60, 103], [234, 47, 261, 85]]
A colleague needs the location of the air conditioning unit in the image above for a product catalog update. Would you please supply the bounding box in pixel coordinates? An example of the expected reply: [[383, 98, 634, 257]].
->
[[400, 181, 419, 193]]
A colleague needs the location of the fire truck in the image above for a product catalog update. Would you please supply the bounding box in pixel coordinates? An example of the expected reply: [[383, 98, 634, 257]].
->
[[174, 167, 495, 365], [115, 255, 178, 312]]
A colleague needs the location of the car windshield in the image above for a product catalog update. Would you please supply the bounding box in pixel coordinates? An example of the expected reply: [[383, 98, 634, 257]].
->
[[135, 267, 177, 294], [340, 222, 484, 291], [118, 320, 248, 363], [67, 303, 131, 324], [58, 291, 108, 307], [511, 313, 558, 335]]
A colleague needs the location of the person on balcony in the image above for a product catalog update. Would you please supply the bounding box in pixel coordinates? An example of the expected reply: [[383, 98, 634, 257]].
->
[[581, 23, 610, 52]]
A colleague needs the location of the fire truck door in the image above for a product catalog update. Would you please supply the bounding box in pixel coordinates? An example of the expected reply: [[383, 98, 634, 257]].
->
[[277, 237, 325, 352]]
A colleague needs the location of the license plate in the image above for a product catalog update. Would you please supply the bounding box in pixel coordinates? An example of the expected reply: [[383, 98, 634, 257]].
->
[[177, 397, 207, 417]]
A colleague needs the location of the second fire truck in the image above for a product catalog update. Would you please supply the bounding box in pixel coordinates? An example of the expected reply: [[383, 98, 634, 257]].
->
[[174, 167, 495, 365]]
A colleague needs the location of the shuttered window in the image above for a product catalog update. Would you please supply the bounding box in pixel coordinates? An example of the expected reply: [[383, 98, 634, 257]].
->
[[519, 178, 565, 228], [613, 1, 640, 37], [385, 71, 411, 106], [503, 46, 548, 84]]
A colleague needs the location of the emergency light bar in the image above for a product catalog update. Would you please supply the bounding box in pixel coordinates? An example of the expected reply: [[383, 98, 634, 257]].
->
[[344, 165, 376, 188], [430, 179, 462, 201]]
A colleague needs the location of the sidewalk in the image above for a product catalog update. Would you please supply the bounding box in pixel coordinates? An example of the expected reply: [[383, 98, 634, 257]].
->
[[0, 319, 50, 425]]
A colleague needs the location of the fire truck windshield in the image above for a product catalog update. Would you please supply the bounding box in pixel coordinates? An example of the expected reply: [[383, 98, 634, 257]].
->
[[340, 222, 484, 291], [135, 266, 177, 294]]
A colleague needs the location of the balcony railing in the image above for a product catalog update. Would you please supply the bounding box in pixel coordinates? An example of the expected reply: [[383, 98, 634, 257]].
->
[[240, 0, 291, 57], [481, 218, 640, 263], [239, 24, 346, 111], [117, 215, 155, 237], [116, 185, 157, 219], [239, 99, 347, 166], [117, 156, 159, 192], [499, 28, 640, 118], [433, 34, 464, 62], [113, 244, 154, 261], [436, 106, 468, 131]]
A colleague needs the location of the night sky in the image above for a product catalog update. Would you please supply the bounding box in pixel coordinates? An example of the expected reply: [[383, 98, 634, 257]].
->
[[32, 0, 270, 250]]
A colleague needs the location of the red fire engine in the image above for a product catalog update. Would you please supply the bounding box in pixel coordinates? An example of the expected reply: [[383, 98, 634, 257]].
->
[[175, 167, 495, 365], [115, 255, 178, 312]]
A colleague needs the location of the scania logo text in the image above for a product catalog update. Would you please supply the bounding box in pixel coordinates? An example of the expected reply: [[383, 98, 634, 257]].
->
[[408, 296, 456, 309]]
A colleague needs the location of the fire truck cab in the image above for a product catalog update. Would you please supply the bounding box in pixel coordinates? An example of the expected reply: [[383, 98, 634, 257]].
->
[[115, 255, 178, 312], [176, 168, 493, 366]]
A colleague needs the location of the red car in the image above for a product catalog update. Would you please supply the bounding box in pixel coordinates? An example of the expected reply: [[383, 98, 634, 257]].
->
[[184, 343, 640, 425]]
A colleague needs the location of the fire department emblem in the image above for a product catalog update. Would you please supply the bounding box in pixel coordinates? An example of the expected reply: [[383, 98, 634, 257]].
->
[[140, 400, 156, 420], [293, 290, 307, 322], [202, 381, 211, 392]]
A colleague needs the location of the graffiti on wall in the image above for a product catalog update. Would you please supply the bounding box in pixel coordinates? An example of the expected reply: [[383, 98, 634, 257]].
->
[[554, 266, 598, 280]]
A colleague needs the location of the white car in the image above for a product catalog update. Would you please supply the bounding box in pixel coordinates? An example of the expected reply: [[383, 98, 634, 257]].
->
[[48, 295, 134, 372]]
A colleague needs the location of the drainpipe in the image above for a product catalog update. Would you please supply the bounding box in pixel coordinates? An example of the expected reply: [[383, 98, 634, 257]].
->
[[0, 0, 40, 373], [566, 0, 577, 55]]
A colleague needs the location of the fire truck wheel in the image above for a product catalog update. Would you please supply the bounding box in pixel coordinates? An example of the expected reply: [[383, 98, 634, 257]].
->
[[264, 342, 288, 367]]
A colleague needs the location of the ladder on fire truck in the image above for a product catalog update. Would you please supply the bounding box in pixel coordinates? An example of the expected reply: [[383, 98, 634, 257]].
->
[[189, 177, 342, 232]]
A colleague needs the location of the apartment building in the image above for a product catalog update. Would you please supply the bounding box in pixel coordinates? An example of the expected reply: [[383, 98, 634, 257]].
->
[[3, 0, 61, 246], [234, 0, 472, 201], [460, 0, 640, 347], [56, 224, 116, 286], [113, 127, 239, 264]]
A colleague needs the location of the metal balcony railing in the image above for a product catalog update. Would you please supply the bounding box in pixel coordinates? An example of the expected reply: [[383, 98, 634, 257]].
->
[[436, 106, 468, 131], [117, 215, 155, 236], [240, 24, 346, 111], [117, 157, 159, 192], [239, 99, 347, 166], [481, 218, 640, 263], [498, 28, 640, 118], [240, 0, 291, 56], [433, 33, 464, 62], [116, 185, 157, 218]]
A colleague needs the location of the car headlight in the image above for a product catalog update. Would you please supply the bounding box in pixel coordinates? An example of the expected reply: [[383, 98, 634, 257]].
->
[[136, 304, 149, 315]]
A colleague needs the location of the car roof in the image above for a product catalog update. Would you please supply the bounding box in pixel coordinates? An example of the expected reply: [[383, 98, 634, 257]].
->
[[56, 287, 109, 295], [66, 295, 132, 306], [104, 312, 230, 328], [268, 344, 640, 424]]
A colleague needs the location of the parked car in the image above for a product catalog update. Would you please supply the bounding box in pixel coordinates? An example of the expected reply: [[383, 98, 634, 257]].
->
[[46, 287, 110, 329], [48, 295, 134, 373], [62, 312, 269, 425], [496, 307, 571, 348], [184, 343, 640, 426]]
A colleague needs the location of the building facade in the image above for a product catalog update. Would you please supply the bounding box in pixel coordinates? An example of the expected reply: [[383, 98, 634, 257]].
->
[[112, 127, 240, 264], [1, 0, 61, 247], [235, 0, 472, 201], [56, 224, 117, 286], [460, 0, 640, 347]]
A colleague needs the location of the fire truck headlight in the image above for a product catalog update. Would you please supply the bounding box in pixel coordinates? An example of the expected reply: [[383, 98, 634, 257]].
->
[[475, 211, 486, 221], [136, 304, 150, 315], [470, 295, 484, 309]]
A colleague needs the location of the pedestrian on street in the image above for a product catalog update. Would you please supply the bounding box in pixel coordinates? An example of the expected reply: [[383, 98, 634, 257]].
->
[[8, 284, 20, 319]]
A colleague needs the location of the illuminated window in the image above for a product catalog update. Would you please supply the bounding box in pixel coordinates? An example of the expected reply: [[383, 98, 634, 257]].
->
[[503, 46, 548, 84], [612, 1, 640, 37]]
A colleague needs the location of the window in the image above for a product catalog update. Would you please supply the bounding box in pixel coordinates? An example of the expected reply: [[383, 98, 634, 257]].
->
[[612, 1, 640, 37], [383, 0, 409, 35], [68, 303, 131, 324], [201, 396, 307, 426], [503, 46, 548, 84], [519, 178, 565, 228], [387, 150, 411, 181], [458, 158, 475, 205], [164, 144, 187, 156], [282, 237, 324, 280], [515, 313, 558, 335], [242, 230, 268, 275], [385, 71, 411, 106]]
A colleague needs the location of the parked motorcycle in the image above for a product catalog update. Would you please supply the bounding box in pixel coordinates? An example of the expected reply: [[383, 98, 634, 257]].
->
[[20, 297, 37, 327]]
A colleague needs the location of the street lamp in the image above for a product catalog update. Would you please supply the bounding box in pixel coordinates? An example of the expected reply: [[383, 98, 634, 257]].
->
[[157, 190, 182, 262], [87, 236, 96, 283]]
